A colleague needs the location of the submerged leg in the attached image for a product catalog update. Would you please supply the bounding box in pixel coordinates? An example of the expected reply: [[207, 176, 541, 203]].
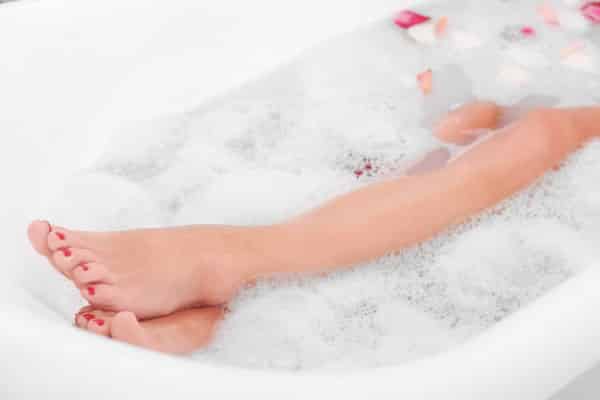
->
[[255, 106, 600, 276]]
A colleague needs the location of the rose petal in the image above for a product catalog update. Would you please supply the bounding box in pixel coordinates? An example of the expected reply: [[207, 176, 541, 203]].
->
[[538, 2, 561, 25], [435, 16, 449, 37], [502, 25, 535, 42], [581, 2, 600, 23], [394, 10, 431, 29], [520, 26, 536, 36], [417, 69, 433, 95]]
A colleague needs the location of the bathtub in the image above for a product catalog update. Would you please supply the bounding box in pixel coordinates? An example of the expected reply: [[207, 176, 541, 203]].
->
[[1, 0, 600, 398]]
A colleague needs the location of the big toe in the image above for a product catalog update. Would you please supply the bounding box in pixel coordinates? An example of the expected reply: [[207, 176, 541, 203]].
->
[[75, 308, 114, 336], [27, 220, 52, 256]]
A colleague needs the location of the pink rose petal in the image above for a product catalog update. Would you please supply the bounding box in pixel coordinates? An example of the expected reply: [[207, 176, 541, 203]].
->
[[417, 69, 433, 95], [394, 10, 431, 29], [435, 16, 449, 37], [581, 2, 600, 23], [520, 26, 536, 36], [538, 2, 560, 26]]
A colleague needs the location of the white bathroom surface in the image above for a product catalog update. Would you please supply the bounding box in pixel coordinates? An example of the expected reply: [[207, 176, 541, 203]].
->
[[2, 0, 600, 399]]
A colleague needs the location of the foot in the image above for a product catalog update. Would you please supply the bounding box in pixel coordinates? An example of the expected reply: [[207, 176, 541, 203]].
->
[[74, 306, 224, 354], [433, 100, 502, 145], [406, 100, 502, 175], [27, 221, 272, 318]]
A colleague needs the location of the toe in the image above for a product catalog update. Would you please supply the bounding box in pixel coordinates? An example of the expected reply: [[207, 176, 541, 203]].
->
[[27, 220, 52, 256], [76, 311, 98, 328], [80, 284, 120, 310], [47, 227, 86, 252], [87, 317, 111, 337], [52, 248, 97, 276], [72, 263, 113, 287]]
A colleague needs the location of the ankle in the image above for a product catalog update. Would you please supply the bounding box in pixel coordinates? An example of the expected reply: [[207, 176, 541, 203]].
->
[[239, 223, 306, 282], [218, 225, 279, 284]]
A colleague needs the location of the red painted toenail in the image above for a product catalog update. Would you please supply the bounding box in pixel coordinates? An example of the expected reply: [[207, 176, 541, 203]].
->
[[83, 313, 94, 321], [87, 286, 95, 296], [43, 221, 52, 232], [94, 319, 105, 326], [60, 247, 71, 257], [56, 232, 65, 240]]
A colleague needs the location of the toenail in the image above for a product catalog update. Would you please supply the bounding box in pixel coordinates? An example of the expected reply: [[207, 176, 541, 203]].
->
[[60, 247, 71, 257], [94, 319, 105, 326], [42, 220, 52, 232], [83, 313, 95, 321], [87, 286, 95, 296], [56, 232, 65, 240]]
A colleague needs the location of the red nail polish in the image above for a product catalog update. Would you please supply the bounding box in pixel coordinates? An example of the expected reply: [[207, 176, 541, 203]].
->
[[83, 313, 94, 321], [43, 221, 52, 232], [80, 263, 89, 271], [60, 247, 71, 257], [94, 319, 105, 326], [87, 286, 95, 296], [56, 232, 65, 240]]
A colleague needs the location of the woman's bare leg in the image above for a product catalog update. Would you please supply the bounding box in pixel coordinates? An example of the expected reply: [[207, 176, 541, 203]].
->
[[27, 104, 599, 322], [256, 107, 600, 277]]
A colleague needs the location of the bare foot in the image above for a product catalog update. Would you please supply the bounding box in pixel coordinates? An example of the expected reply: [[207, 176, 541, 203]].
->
[[27, 221, 271, 318], [434, 100, 501, 145], [74, 306, 224, 354], [406, 100, 502, 175]]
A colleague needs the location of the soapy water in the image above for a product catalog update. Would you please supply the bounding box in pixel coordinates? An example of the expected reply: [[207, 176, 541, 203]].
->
[[38, 0, 600, 370]]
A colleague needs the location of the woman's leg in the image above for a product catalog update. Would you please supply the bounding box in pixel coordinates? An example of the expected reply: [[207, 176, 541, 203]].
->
[[254, 107, 600, 277], [27, 105, 599, 322]]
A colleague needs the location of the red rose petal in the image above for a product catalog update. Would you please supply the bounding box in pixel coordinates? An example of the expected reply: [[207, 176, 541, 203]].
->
[[520, 26, 536, 36], [394, 10, 431, 29], [582, 2, 600, 23]]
